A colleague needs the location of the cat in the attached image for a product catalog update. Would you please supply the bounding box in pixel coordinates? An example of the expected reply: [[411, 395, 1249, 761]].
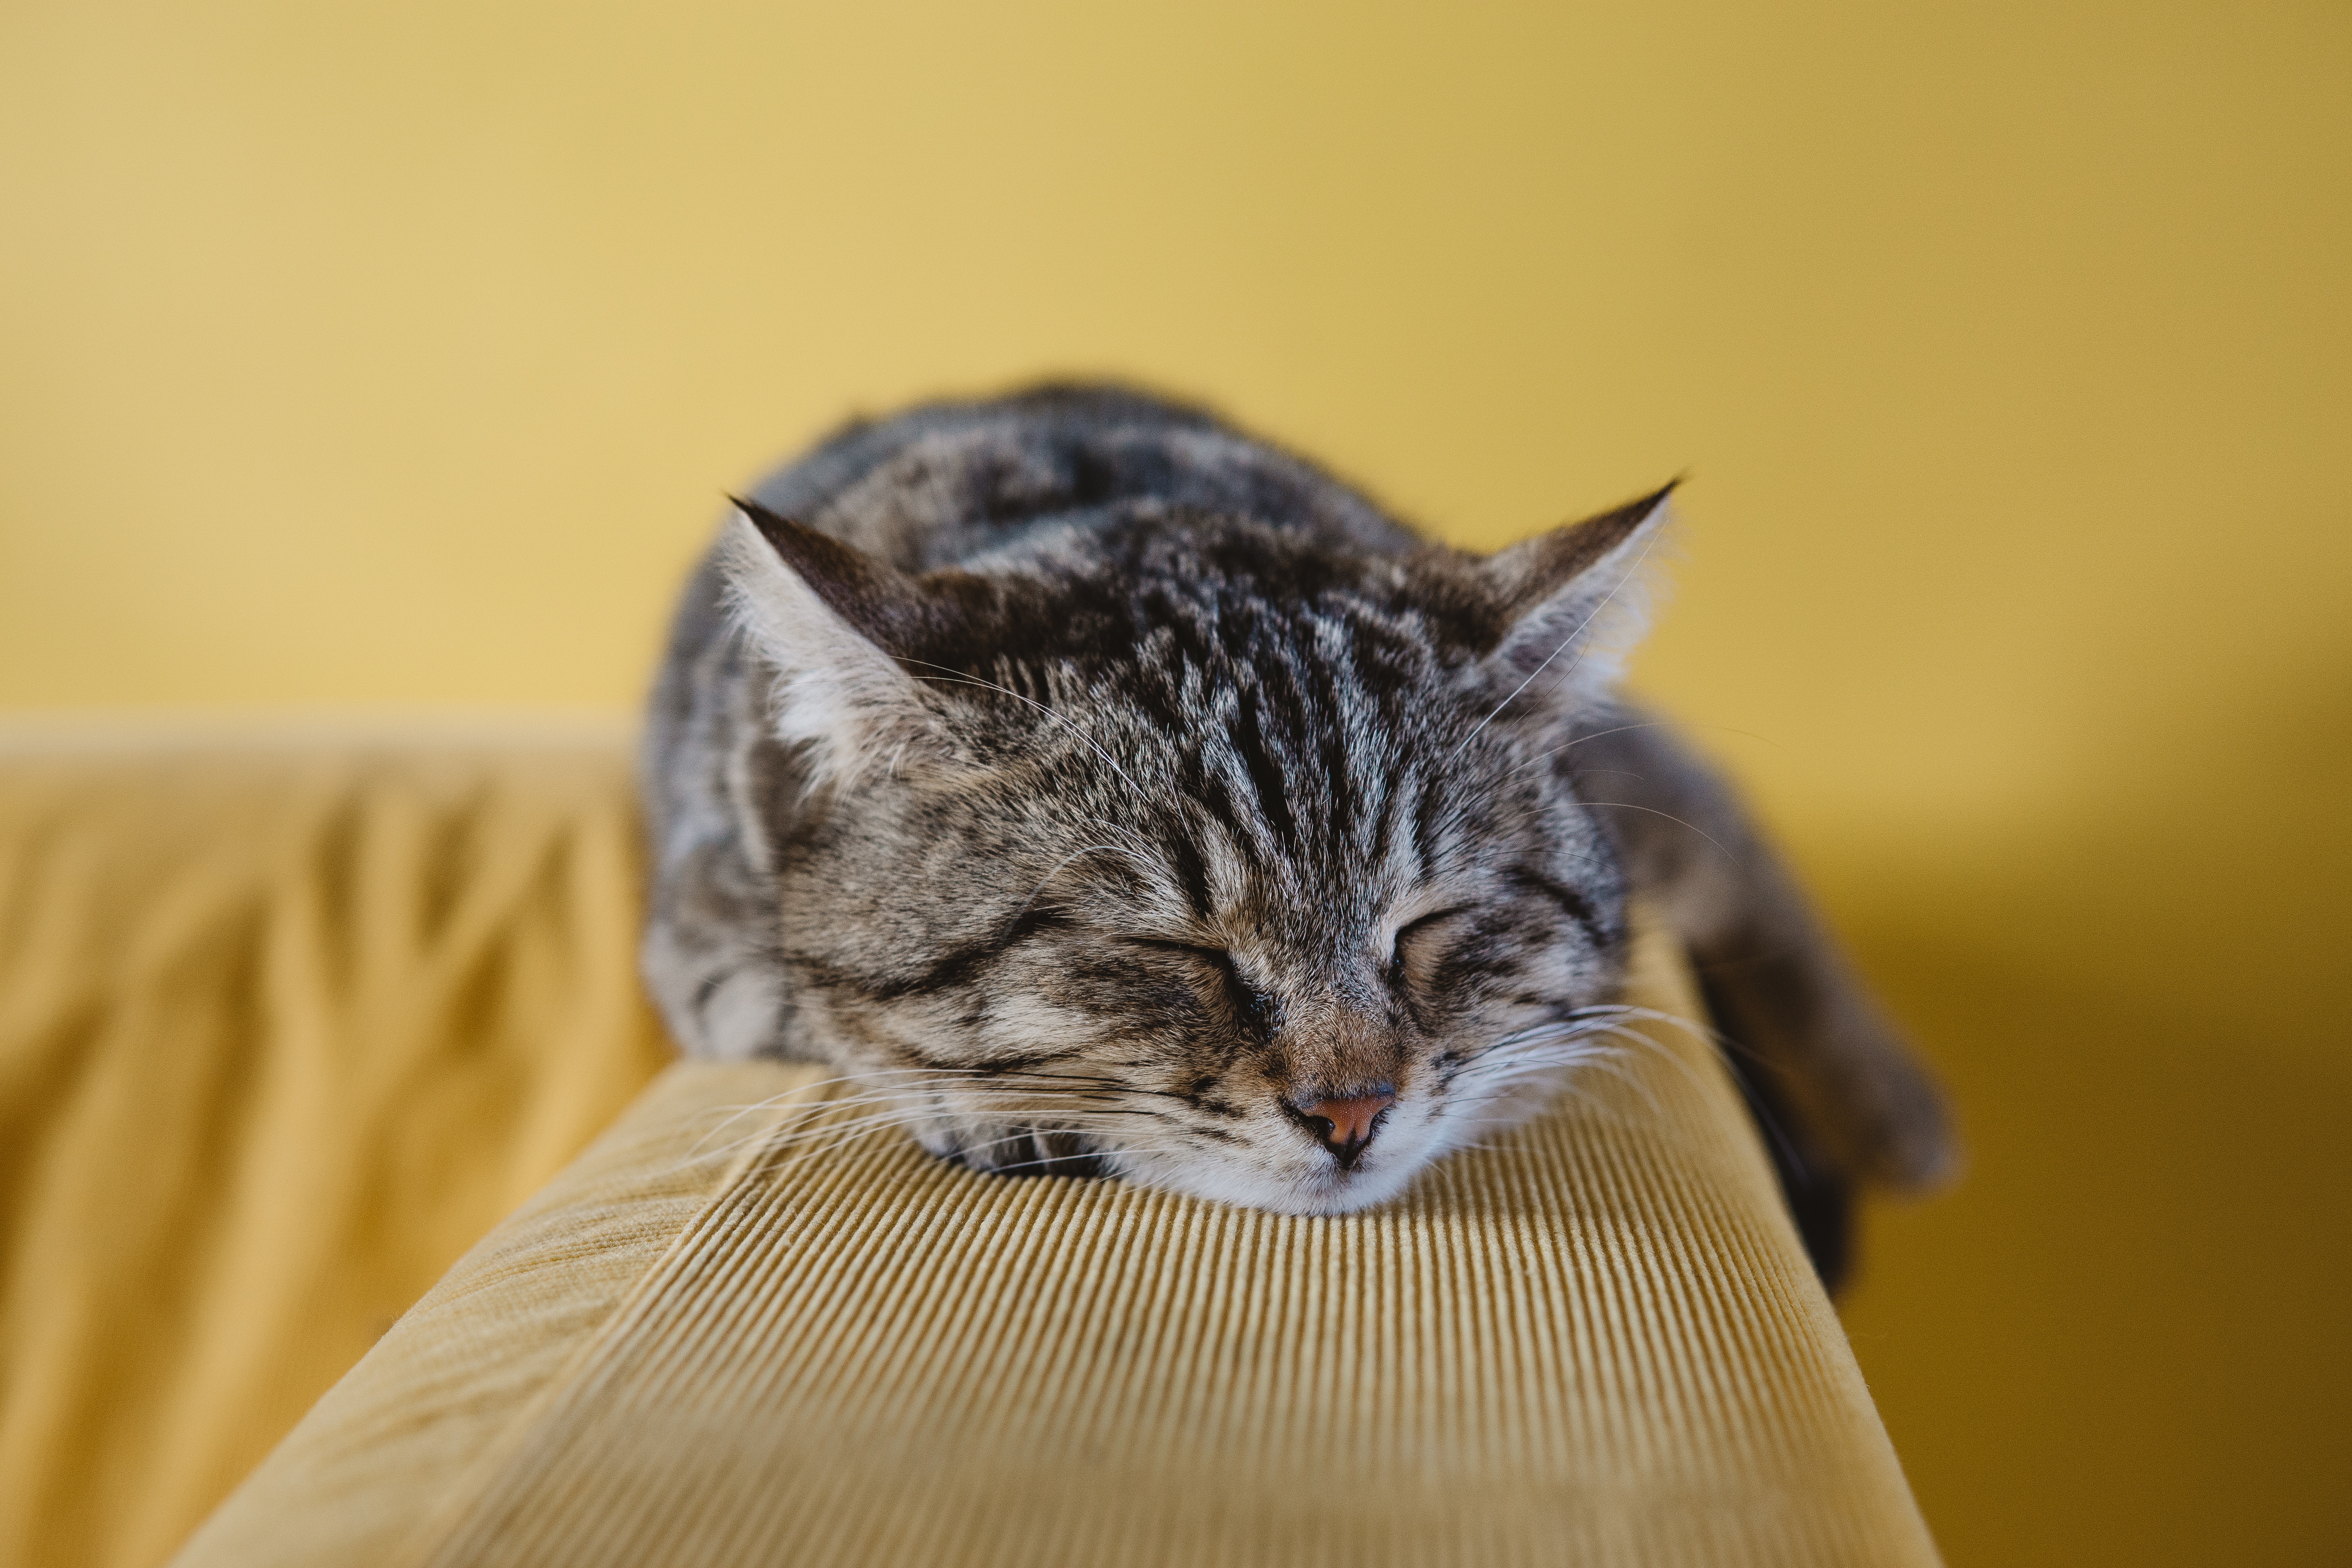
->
[[640, 384, 1952, 1274]]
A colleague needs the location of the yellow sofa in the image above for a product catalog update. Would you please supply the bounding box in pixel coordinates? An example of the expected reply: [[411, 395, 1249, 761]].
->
[[0, 729, 1936, 1566]]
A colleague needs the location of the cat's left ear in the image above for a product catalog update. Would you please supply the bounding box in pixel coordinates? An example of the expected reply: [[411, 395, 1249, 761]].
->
[[1473, 481, 1677, 710], [722, 499, 968, 786]]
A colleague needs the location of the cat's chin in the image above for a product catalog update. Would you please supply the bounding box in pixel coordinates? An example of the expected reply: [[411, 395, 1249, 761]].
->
[[907, 1113, 1445, 1216], [1111, 1150, 1431, 1218]]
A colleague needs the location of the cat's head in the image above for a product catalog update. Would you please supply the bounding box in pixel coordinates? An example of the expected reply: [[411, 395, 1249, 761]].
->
[[726, 486, 1672, 1214]]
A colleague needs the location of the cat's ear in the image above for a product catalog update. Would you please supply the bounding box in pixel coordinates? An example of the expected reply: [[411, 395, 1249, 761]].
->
[[722, 499, 958, 786], [1474, 481, 1677, 711]]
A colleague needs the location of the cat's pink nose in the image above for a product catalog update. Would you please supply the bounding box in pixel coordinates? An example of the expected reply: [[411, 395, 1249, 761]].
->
[[1290, 1090, 1396, 1170]]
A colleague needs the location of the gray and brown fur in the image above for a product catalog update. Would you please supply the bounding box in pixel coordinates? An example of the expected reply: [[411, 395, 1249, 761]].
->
[[641, 385, 1953, 1241]]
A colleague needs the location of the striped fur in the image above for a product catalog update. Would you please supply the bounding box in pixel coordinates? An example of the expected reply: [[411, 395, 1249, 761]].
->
[[642, 386, 1952, 1217]]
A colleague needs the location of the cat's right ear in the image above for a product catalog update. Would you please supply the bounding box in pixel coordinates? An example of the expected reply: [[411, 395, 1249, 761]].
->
[[721, 501, 958, 787], [1470, 481, 1678, 713]]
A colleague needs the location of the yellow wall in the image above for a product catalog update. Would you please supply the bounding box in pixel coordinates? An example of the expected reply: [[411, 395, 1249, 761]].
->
[[2, 2, 2345, 1562]]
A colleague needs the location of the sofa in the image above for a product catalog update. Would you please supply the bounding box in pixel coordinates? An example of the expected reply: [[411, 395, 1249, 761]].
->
[[0, 727, 1937, 1566]]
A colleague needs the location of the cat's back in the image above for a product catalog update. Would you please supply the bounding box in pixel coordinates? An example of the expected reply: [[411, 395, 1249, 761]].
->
[[742, 382, 1416, 572], [655, 385, 1417, 724]]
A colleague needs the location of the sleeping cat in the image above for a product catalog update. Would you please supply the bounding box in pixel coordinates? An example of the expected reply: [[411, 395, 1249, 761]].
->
[[641, 385, 1952, 1270]]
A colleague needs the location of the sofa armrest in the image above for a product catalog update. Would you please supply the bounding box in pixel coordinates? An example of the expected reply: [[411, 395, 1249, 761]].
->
[[172, 913, 1936, 1568]]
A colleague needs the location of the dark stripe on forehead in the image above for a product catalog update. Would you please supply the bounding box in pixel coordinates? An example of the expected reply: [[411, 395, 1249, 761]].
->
[[1231, 687, 1299, 851], [1347, 610, 1425, 711], [1301, 634, 1357, 850], [1145, 585, 1220, 677], [1122, 601, 1227, 748], [1370, 763, 1405, 868], [1185, 758, 1267, 878], [1411, 771, 1447, 881], [1162, 822, 1215, 921], [1253, 617, 1315, 746], [1121, 657, 1191, 739]]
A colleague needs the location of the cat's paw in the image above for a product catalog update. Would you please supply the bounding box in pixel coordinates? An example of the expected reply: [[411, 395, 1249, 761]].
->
[[935, 1125, 1109, 1180]]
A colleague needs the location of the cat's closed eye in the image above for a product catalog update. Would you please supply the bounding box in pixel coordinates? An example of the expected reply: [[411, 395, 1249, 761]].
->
[[1129, 939, 1275, 1033], [1387, 907, 1470, 990]]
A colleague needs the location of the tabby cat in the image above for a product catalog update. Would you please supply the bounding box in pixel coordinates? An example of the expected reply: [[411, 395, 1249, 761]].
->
[[641, 386, 1951, 1274]]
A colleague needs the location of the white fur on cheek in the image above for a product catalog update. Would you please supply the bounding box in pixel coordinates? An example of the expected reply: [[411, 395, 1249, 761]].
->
[[697, 967, 786, 1060]]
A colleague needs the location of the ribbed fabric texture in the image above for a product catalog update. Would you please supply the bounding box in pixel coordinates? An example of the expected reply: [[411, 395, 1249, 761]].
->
[[176, 915, 1938, 1567]]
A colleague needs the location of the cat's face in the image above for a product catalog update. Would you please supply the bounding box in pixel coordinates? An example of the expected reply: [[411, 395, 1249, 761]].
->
[[770, 654, 1628, 1214], [732, 492, 1668, 1214]]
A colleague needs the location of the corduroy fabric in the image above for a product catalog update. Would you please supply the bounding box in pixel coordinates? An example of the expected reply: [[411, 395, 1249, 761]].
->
[[176, 911, 1938, 1567]]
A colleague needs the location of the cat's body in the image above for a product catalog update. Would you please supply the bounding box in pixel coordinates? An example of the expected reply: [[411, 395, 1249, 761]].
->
[[642, 386, 1951, 1252]]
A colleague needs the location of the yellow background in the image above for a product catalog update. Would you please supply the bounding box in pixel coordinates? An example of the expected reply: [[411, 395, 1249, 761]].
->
[[2, 1, 2345, 1562]]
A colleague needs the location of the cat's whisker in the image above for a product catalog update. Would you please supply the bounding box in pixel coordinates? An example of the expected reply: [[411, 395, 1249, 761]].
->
[[1444, 1077, 1642, 1142], [1505, 718, 1779, 786], [673, 1068, 1203, 1172], [1438, 1079, 1628, 1147], [1459, 1020, 1702, 1125], [1454, 1062, 1614, 1096], [667, 1114, 913, 1174], [1469, 1029, 1658, 1081], [1578, 800, 1737, 863], [1589, 1002, 1771, 1066], [1447, 1062, 1618, 1108], [686, 1083, 920, 1155], [1561, 1018, 1720, 1100], [1504, 720, 1676, 782], [1568, 1005, 1817, 1169], [1454, 1043, 1615, 1078], [1475, 1016, 1616, 1054], [1446, 1034, 1632, 1092], [1461, 1019, 1622, 1060], [1535, 1003, 1731, 1076], [1470, 1006, 1715, 1083], [1566, 1052, 1668, 1121], [695, 1108, 1016, 1170], [682, 1105, 946, 1166], [702, 1063, 1163, 1105]]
